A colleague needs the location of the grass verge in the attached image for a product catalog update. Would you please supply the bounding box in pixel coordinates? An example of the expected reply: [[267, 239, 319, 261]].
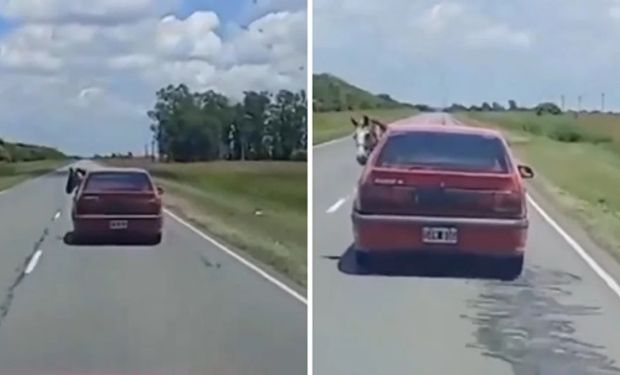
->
[[105, 159, 307, 288], [460, 111, 620, 262], [313, 108, 418, 145], [0, 159, 68, 191]]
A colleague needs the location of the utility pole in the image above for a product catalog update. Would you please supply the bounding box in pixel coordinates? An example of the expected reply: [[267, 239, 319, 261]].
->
[[602, 92, 606, 111], [578, 95, 582, 112], [561, 95, 565, 111]]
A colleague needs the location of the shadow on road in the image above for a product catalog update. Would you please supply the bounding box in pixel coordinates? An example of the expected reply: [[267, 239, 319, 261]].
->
[[323, 245, 519, 280], [63, 231, 160, 247]]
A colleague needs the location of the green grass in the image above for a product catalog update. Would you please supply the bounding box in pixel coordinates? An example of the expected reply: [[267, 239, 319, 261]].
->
[[105, 159, 307, 287], [0, 160, 68, 191], [459, 111, 620, 261], [313, 108, 419, 144]]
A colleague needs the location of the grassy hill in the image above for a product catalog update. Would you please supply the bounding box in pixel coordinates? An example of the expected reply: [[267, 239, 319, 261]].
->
[[0, 138, 68, 191], [313, 73, 412, 112], [313, 74, 418, 143]]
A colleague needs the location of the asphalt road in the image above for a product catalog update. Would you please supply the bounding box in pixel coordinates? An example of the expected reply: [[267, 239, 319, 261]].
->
[[0, 160, 306, 375], [313, 113, 620, 375]]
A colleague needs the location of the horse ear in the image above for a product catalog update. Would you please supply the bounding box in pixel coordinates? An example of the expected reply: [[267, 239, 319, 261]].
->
[[350, 117, 359, 127], [372, 119, 388, 132], [362, 115, 370, 126]]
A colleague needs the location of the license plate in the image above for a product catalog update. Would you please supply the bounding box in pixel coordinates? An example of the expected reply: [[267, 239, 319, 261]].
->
[[422, 227, 458, 244], [109, 220, 128, 230]]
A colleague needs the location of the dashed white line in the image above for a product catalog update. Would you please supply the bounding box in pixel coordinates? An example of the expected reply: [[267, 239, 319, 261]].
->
[[326, 198, 347, 214], [53, 211, 61, 221], [527, 195, 620, 300], [25, 250, 42, 275]]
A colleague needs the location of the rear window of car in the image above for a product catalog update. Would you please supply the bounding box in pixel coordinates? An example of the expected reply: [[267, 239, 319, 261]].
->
[[376, 131, 510, 173], [84, 172, 153, 192]]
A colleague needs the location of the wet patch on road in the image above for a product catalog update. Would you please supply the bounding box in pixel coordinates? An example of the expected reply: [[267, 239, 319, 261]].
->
[[463, 265, 620, 374]]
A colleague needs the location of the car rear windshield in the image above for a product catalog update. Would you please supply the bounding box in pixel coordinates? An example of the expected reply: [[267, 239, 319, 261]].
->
[[376, 131, 510, 173], [84, 172, 153, 192]]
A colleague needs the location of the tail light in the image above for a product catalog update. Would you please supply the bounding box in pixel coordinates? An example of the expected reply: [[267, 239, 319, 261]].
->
[[76, 194, 100, 214], [356, 180, 406, 213], [493, 190, 524, 216], [147, 196, 162, 213]]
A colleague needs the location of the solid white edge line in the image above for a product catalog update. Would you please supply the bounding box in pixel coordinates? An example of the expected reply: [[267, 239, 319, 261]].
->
[[25, 250, 42, 275], [527, 195, 620, 299], [163, 208, 307, 305], [326, 198, 347, 214], [313, 135, 349, 149]]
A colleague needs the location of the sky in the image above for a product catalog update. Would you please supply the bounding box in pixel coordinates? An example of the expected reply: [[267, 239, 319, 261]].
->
[[314, 0, 620, 111], [0, 0, 306, 155]]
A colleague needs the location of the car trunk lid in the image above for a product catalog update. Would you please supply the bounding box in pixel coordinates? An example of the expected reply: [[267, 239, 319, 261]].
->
[[357, 168, 523, 218], [77, 191, 161, 216]]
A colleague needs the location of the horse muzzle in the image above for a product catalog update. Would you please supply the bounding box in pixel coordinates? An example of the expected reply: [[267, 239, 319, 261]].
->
[[356, 154, 368, 165]]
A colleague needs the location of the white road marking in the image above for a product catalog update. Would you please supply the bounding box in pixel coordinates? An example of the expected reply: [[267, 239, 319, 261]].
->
[[25, 250, 42, 275], [164, 209, 307, 305], [53, 211, 61, 221], [527, 195, 620, 299], [313, 135, 350, 149], [326, 198, 347, 214]]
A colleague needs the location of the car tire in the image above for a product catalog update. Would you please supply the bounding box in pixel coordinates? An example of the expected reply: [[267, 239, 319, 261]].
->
[[70, 231, 84, 245], [355, 250, 371, 268], [148, 233, 162, 245], [498, 255, 524, 281]]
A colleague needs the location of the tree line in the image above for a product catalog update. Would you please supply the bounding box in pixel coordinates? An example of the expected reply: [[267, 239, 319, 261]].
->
[[148, 84, 307, 162], [0, 138, 65, 162], [443, 100, 562, 115]]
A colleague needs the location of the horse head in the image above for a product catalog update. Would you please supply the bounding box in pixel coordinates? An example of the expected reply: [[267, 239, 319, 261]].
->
[[351, 115, 387, 165]]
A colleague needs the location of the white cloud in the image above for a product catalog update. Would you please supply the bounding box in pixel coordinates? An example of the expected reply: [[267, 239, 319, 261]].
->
[[465, 25, 532, 48], [108, 53, 155, 69], [0, 3, 306, 154], [0, 0, 172, 24], [315, 0, 620, 111], [156, 12, 222, 60]]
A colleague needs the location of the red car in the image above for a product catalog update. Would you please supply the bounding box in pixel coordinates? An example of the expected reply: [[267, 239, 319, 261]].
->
[[351, 123, 534, 279], [70, 168, 164, 244]]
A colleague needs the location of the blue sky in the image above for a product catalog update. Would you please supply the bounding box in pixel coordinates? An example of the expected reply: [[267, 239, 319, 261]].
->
[[314, 0, 620, 111], [0, 0, 306, 155]]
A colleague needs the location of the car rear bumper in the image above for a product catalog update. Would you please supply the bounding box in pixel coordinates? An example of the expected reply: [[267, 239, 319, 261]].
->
[[351, 211, 528, 257], [72, 214, 162, 237]]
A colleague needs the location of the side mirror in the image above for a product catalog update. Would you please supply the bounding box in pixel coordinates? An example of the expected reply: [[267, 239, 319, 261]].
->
[[157, 186, 164, 195], [518, 164, 534, 179]]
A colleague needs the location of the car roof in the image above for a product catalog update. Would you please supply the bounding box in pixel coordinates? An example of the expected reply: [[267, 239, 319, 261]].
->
[[87, 167, 150, 175], [385, 120, 504, 138]]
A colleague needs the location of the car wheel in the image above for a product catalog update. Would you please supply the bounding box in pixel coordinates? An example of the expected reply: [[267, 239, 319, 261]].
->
[[148, 233, 162, 245], [355, 250, 371, 268], [498, 255, 524, 281], [69, 231, 84, 245]]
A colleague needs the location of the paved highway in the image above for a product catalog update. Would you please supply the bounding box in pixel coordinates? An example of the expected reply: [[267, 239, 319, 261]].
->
[[0, 161, 306, 375], [313, 113, 620, 375]]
